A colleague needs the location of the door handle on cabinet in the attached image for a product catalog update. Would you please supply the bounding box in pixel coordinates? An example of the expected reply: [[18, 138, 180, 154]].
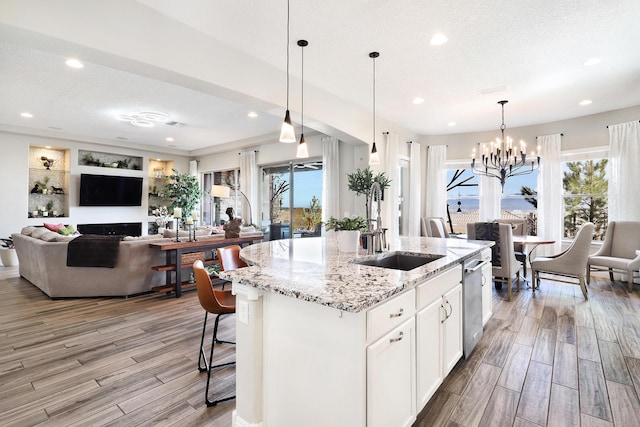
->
[[389, 331, 404, 343], [389, 308, 404, 318]]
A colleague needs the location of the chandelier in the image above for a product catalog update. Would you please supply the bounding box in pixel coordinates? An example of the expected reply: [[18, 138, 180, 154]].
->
[[471, 100, 540, 192]]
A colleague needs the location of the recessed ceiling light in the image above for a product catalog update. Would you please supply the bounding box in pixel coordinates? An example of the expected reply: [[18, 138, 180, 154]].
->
[[448, 122, 457, 127], [248, 112, 258, 118], [20, 112, 33, 118], [156, 158, 162, 161], [412, 97, 425, 105], [583, 58, 600, 67], [65, 58, 84, 69], [579, 99, 593, 106], [45, 146, 52, 149], [429, 33, 448, 46], [166, 137, 174, 142]]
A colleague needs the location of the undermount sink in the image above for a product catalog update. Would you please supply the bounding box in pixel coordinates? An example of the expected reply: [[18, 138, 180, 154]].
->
[[353, 252, 445, 271]]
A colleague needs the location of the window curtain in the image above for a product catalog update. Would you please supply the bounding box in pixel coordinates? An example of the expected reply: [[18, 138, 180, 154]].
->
[[478, 175, 500, 221], [322, 136, 340, 225], [239, 151, 258, 227], [408, 141, 422, 236], [608, 121, 640, 221], [424, 145, 447, 218], [189, 160, 198, 177], [537, 134, 563, 255], [384, 132, 400, 242]]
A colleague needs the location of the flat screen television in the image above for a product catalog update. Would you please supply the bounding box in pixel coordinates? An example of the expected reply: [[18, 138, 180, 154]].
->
[[79, 174, 143, 206]]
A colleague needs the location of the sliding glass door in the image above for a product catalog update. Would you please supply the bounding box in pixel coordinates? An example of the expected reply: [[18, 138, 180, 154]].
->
[[261, 160, 323, 240]]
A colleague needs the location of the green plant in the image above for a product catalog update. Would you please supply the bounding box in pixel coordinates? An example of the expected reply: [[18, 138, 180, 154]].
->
[[302, 195, 322, 230], [162, 170, 203, 222], [1, 237, 14, 249], [325, 216, 367, 232], [346, 167, 391, 228]]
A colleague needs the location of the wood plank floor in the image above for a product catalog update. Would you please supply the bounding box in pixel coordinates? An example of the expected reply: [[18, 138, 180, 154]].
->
[[1, 267, 639, 426]]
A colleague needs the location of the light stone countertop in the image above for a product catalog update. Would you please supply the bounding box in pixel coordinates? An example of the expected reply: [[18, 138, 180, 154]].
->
[[219, 236, 493, 313]]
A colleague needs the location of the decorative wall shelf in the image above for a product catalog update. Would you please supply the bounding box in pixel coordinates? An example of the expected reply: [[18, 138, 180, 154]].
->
[[79, 149, 143, 170], [28, 146, 70, 218]]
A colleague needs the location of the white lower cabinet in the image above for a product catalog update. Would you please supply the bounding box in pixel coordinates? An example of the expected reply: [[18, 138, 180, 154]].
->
[[480, 248, 493, 325], [367, 317, 416, 427], [416, 265, 463, 408]]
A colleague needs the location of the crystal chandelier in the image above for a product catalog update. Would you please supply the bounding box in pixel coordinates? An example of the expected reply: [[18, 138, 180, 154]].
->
[[471, 100, 540, 192]]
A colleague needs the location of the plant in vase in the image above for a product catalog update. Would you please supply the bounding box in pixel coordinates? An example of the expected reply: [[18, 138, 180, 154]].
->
[[1, 237, 18, 267], [346, 167, 391, 230], [326, 216, 367, 253], [162, 170, 202, 229]]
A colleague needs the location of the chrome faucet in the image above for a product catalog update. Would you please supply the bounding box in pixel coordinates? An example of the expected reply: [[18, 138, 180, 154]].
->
[[364, 182, 386, 253]]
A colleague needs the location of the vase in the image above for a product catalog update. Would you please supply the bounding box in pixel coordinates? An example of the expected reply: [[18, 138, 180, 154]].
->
[[0, 248, 18, 267], [336, 230, 361, 253]]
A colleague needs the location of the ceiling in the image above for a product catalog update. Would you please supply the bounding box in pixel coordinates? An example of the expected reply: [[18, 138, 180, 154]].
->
[[1, 0, 640, 154]]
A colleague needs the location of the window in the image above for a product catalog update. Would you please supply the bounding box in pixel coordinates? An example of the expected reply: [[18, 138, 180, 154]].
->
[[445, 165, 538, 234], [562, 159, 608, 240], [202, 169, 240, 226], [261, 160, 323, 239]]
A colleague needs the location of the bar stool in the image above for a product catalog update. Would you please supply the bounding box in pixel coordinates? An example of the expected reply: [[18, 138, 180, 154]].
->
[[193, 259, 236, 406]]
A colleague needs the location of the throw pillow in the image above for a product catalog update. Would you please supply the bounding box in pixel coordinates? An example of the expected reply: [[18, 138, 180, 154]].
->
[[21, 226, 37, 236], [39, 231, 59, 242], [44, 223, 64, 232], [58, 225, 77, 236], [30, 228, 48, 239]]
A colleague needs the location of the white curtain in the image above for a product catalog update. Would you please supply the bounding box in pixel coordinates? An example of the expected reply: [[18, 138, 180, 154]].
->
[[424, 145, 447, 218], [384, 132, 400, 242], [479, 175, 500, 221], [408, 142, 422, 236], [189, 160, 198, 176], [239, 151, 258, 226], [322, 136, 340, 225], [537, 134, 563, 255], [608, 121, 640, 221]]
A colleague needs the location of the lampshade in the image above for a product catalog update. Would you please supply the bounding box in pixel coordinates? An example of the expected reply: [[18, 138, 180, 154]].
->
[[369, 51, 381, 165], [210, 185, 231, 198], [296, 39, 309, 159], [279, 0, 296, 143]]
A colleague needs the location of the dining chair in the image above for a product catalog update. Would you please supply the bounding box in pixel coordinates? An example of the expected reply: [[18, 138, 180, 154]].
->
[[193, 259, 237, 406], [496, 219, 528, 277], [467, 222, 522, 301], [587, 221, 640, 292], [421, 217, 449, 237], [531, 222, 595, 299]]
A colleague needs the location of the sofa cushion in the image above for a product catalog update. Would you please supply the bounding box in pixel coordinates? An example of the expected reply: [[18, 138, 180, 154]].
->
[[123, 235, 162, 241], [30, 228, 48, 239], [44, 222, 64, 232], [58, 225, 77, 236], [39, 231, 60, 242], [163, 228, 212, 238], [56, 234, 78, 242], [21, 226, 37, 236]]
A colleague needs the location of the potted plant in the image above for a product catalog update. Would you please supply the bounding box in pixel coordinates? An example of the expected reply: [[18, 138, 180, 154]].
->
[[326, 216, 367, 252], [162, 170, 203, 228], [1, 237, 18, 267], [346, 167, 391, 229]]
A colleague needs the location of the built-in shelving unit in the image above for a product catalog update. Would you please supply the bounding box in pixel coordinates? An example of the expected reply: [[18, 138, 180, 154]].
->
[[148, 159, 174, 233], [28, 146, 70, 218], [78, 149, 143, 170]]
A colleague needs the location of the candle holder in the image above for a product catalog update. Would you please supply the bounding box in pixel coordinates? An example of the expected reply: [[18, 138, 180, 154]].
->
[[174, 218, 181, 242], [187, 223, 194, 242], [191, 223, 198, 242]]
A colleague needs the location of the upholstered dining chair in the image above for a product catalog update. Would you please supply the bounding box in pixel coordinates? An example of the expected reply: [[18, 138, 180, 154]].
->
[[467, 222, 522, 301], [496, 219, 528, 277], [193, 259, 237, 406], [531, 222, 595, 299], [587, 221, 640, 292], [421, 217, 449, 237]]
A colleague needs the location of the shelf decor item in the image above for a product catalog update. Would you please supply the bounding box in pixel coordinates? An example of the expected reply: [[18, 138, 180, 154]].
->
[[326, 216, 367, 253], [1, 237, 18, 267]]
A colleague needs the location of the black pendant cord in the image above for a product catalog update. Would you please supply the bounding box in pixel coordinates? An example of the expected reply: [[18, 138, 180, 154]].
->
[[300, 40, 304, 132], [286, 0, 290, 111], [372, 54, 376, 145]]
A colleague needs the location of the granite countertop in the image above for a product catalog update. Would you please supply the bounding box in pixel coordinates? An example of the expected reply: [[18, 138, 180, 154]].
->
[[219, 236, 493, 313]]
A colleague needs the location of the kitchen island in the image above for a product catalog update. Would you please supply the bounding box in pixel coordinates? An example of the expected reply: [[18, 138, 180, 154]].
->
[[219, 236, 493, 427]]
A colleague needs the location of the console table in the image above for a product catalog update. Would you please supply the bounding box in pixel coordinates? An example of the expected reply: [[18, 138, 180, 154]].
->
[[149, 235, 263, 297]]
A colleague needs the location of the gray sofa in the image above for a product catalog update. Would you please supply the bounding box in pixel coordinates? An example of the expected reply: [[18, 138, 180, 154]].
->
[[12, 228, 171, 298]]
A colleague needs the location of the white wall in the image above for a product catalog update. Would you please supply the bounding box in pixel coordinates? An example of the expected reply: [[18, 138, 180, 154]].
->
[[0, 131, 190, 238], [423, 104, 640, 161]]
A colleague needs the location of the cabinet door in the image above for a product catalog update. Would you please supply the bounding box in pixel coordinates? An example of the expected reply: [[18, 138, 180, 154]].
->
[[367, 318, 416, 427], [481, 262, 493, 325], [442, 283, 463, 375], [416, 297, 444, 409]]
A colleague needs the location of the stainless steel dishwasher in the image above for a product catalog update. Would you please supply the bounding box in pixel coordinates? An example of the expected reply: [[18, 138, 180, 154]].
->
[[462, 254, 489, 357]]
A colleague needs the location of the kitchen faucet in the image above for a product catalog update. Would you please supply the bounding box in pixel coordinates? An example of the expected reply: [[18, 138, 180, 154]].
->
[[364, 182, 387, 253]]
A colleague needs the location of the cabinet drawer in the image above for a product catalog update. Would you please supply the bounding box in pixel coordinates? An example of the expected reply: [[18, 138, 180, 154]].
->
[[367, 289, 415, 343], [416, 265, 462, 310]]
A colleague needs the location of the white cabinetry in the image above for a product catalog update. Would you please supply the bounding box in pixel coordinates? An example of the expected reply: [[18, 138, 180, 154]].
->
[[416, 265, 463, 408], [480, 248, 493, 325], [367, 318, 416, 427]]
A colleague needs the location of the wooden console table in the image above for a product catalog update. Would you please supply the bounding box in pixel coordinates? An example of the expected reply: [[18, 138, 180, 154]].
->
[[149, 235, 263, 297]]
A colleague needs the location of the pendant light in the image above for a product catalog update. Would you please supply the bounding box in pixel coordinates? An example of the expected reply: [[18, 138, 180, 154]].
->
[[369, 51, 380, 165], [279, 0, 296, 143], [296, 39, 309, 158]]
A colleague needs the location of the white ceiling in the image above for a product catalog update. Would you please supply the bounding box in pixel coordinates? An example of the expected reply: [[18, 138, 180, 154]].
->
[[1, 0, 640, 153]]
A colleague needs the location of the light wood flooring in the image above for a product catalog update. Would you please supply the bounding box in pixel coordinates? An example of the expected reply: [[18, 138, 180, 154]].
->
[[1, 267, 639, 426]]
